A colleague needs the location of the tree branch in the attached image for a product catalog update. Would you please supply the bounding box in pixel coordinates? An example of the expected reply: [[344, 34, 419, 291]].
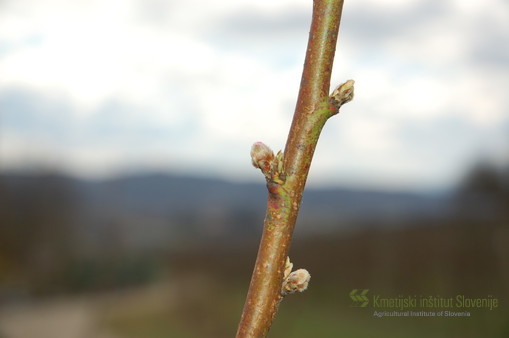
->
[[236, 0, 352, 336]]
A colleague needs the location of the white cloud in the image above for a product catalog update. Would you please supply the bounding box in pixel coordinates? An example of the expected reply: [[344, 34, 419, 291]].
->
[[1, 0, 508, 190]]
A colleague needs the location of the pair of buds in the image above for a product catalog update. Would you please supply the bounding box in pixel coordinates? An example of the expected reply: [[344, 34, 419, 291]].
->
[[282, 257, 310, 296], [250, 142, 285, 184]]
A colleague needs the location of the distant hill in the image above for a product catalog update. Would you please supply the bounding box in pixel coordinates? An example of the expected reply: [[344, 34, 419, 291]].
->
[[0, 172, 454, 253]]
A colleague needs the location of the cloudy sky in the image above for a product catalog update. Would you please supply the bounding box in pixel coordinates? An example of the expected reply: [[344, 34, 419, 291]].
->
[[1, 0, 508, 191]]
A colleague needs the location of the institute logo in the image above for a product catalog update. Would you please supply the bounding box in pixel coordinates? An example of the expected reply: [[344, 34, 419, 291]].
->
[[350, 289, 370, 307]]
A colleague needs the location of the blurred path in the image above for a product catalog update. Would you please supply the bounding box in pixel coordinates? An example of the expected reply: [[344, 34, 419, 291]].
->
[[0, 297, 117, 338]]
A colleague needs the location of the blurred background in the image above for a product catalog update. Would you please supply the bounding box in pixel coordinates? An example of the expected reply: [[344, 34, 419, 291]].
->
[[1, 0, 508, 337]]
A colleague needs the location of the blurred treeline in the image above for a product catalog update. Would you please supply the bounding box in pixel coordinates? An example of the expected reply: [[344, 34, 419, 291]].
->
[[0, 173, 164, 297], [0, 162, 508, 297]]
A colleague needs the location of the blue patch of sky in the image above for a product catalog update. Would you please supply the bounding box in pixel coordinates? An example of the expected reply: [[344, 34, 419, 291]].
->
[[400, 118, 471, 153], [395, 114, 501, 173], [202, 7, 309, 69], [0, 88, 75, 137], [0, 41, 11, 57], [0, 34, 43, 57], [85, 100, 198, 149], [0, 88, 199, 154]]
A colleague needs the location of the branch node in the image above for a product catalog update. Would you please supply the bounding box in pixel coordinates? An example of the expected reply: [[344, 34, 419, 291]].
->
[[330, 79, 355, 110], [250, 142, 286, 184], [281, 257, 311, 296]]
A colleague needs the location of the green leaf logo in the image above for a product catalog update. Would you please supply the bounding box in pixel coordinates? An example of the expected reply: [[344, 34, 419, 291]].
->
[[350, 289, 369, 307]]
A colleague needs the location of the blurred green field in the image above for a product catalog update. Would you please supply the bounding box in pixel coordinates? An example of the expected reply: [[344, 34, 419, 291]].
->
[[98, 221, 509, 338], [100, 278, 508, 338], [1, 220, 508, 337]]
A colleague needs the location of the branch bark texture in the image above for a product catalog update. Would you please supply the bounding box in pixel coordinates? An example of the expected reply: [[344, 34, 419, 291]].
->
[[236, 0, 348, 336]]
